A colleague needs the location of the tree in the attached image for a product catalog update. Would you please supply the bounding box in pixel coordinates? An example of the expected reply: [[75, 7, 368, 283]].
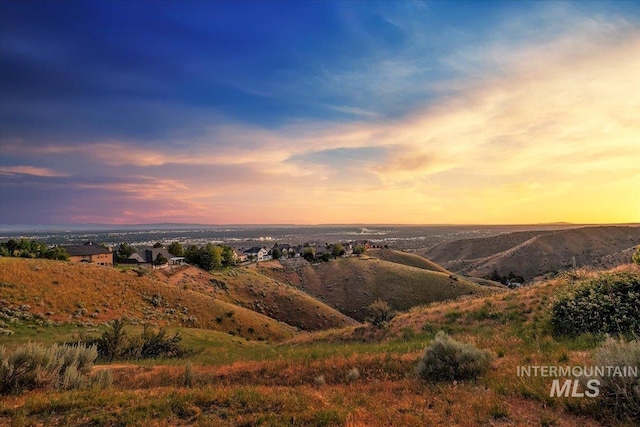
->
[[205, 243, 223, 270], [152, 242, 163, 248], [221, 245, 235, 266], [271, 248, 282, 260], [4, 239, 19, 255], [116, 243, 136, 262], [302, 247, 315, 261], [633, 247, 640, 266], [353, 245, 365, 256], [154, 253, 168, 266], [167, 242, 184, 257], [331, 243, 345, 258], [43, 246, 69, 261]]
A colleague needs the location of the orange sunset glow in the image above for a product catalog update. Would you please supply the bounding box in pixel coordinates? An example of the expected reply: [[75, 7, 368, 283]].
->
[[1, 1, 638, 225]]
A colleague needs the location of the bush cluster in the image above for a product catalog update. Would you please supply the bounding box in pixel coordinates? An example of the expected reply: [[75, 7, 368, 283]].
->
[[367, 299, 396, 328], [416, 331, 491, 382], [591, 337, 640, 421], [0, 343, 97, 394], [551, 271, 640, 337], [82, 319, 187, 361]]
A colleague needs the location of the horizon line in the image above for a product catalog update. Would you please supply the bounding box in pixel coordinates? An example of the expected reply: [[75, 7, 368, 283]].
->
[[2, 221, 639, 231]]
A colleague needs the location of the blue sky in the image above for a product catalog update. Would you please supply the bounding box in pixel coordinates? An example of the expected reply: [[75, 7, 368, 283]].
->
[[1, 1, 639, 225]]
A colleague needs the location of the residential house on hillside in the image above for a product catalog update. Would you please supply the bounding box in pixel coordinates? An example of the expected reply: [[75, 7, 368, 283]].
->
[[63, 241, 113, 266], [243, 246, 268, 262], [121, 248, 184, 268], [233, 249, 248, 263], [277, 243, 304, 258]]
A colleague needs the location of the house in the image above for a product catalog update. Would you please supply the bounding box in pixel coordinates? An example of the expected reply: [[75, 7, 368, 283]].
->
[[272, 243, 293, 258], [292, 245, 303, 258], [233, 249, 248, 263], [63, 241, 113, 266], [343, 243, 354, 256], [121, 248, 182, 268], [243, 246, 268, 262]]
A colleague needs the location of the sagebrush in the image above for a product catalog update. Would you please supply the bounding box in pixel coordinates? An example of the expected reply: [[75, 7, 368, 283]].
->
[[0, 342, 97, 394], [416, 331, 491, 382]]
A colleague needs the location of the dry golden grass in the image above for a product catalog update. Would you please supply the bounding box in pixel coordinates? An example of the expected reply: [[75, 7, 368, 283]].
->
[[260, 257, 495, 321], [155, 265, 357, 331], [2, 259, 638, 426], [0, 258, 295, 341], [368, 248, 452, 273]]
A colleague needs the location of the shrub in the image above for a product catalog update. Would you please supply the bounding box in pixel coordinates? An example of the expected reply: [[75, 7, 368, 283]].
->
[[551, 271, 640, 337], [367, 299, 396, 327], [346, 367, 360, 382], [416, 332, 491, 382], [590, 337, 640, 421], [313, 375, 326, 386], [82, 319, 187, 361], [94, 318, 127, 361], [0, 342, 97, 394], [137, 326, 184, 359], [633, 247, 640, 266]]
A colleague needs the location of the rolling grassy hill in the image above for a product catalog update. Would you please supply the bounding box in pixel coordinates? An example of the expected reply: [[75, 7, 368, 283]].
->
[[0, 258, 296, 341], [258, 256, 495, 321], [423, 225, 640, 281], [3, 260, 637, 425], [367, 248, 451, 273], [369, 248, 505, 289], [154, 265, 357, 331]]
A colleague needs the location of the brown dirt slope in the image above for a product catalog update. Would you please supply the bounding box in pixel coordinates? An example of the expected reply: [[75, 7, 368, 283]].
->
[[154, 264, 357, 331], [423, 225, 640, 281], [368, 248, 451, 273], [0, 258, 295, 341], [258, 257, 494, 321]]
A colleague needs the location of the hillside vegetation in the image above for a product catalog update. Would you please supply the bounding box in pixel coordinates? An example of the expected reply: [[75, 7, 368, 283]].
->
[[367, 248, 451, 273], [154, 265, 357, 331], [423, 225, 640, 281], [4, 260, 638, 425], [258, 256, 494, 321], [0, 258, 295, 341]]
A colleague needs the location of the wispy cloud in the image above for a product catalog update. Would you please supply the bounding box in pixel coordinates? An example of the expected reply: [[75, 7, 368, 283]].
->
[[0, 165, 69, 177], [2, 2, 639, 224]]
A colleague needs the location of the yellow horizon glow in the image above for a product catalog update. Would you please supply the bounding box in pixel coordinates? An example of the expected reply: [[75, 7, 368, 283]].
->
[[3, 21, 639, 225]]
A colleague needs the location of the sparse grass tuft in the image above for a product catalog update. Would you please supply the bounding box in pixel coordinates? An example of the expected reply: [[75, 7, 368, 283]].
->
[[591, 337, 640, 421]]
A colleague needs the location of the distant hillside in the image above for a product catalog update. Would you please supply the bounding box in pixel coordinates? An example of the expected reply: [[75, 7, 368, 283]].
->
[[154, 266, 357, 331], [423, 225, 640, 281], [258, 257, 494, 321], [367, 248, 451, 273], [0, 258, 296, 341]]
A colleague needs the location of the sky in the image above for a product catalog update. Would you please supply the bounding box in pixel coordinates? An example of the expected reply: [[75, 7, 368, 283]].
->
[[1, 0, 639, 226]]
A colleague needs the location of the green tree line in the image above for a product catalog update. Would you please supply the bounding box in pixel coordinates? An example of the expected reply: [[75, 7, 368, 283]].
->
[[0, 239, 69, 260]]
